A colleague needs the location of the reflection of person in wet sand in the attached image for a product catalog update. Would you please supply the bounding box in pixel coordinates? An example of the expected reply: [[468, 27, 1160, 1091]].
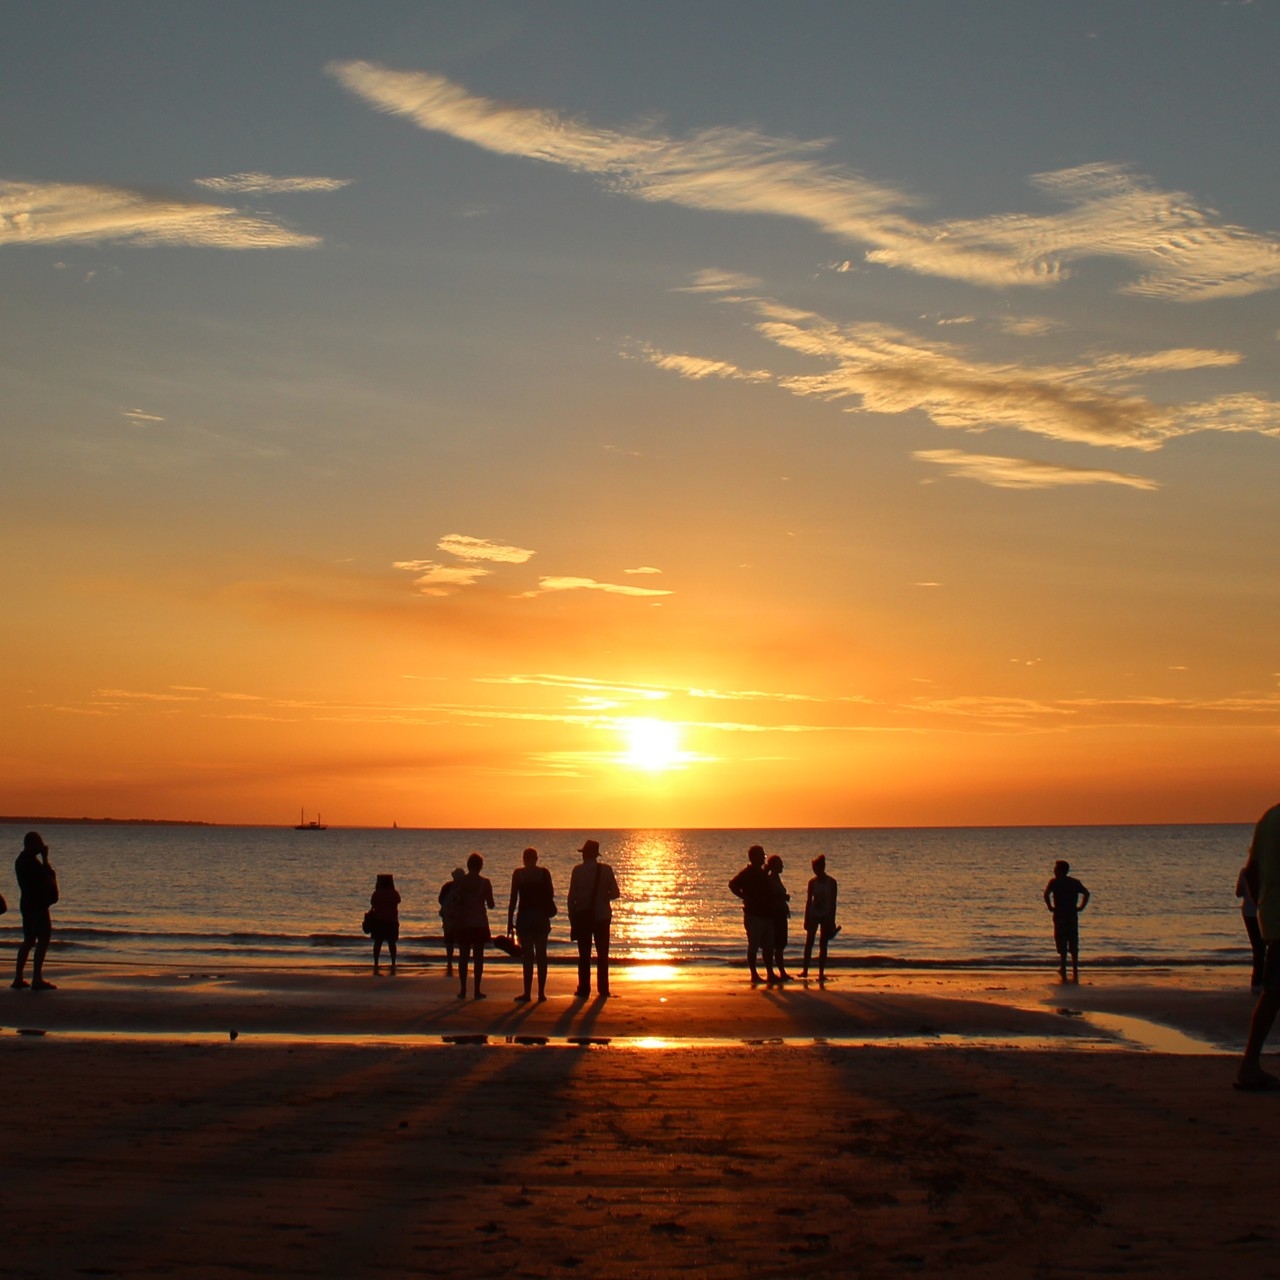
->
[[765, 855, 792, 981], [1043, 860, 1089, 982], [800, 854, 839, 982], [438, 868, 464, 976], [729, 845, 776, 985], [568, 840, 620, 999], [508, 847, 556, 1003], [12, 831, 59, 991], [1237, 803, 1280, 1091], [455, 853, 494, 1001], [368, 873, 400, 975]]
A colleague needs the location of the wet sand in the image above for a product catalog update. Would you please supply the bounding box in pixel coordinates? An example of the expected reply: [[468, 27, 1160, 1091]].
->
[[2, 965, 1270, 1277]]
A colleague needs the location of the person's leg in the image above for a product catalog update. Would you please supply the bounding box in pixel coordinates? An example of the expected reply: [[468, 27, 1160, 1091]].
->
[[762, 920, 777, 983], [473, 944, 486, 999], [576, 928, 592, 996], [817, 926, 829, 981], [373, 937, 383, 973], [30, 928, 53, 989], [596, 922, 611, 996], [1246, 916, 1266, 989], [535, 935, 549, 1000], [1240, 943, 1280, 1083], [801, 928, 814, 978], [387, 936, 397, 973], [445, 932, 455, 977], [12, 936, 32, 988], [458, 943, 470, 996]]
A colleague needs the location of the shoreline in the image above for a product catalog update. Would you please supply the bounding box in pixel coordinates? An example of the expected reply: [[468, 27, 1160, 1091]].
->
[[2, 961, 1256, 1054]]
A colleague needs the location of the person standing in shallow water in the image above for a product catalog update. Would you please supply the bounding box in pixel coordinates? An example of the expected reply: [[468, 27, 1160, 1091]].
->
[[764, 855, 792, 981], [368, 873, 400, 975], [1043, 859, 1090, 982], [439, 867, 464, 976], [800, 854, 839, 982], [455, 853, 494, 1000], [568, 839, 620, 999], [729, 845, 776, 985], [13, 831, 59, 991], [508, 847, 556, 1003]]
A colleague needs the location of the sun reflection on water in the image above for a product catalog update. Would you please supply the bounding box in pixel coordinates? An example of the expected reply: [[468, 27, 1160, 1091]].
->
[[612, 831, 703, 962]]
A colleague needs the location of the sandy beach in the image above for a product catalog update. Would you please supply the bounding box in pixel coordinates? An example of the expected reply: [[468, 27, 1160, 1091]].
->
[[2, 964, 1270, 1278]]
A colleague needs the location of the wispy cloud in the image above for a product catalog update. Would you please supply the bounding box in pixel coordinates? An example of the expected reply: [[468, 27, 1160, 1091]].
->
[[393, 561, 491, 595], [0, 180, 320, 249], [913, 449, 1159, 490], [121, 408, 166, 424], [436, 533, 535, 563], [193, 173, 351, 194], [330, 64, 1280, 299], [673, 268, 763, 294], [624, 566, 662, 575], [644, 291, 1280, 450], [999, 315, 1062, 337], [636, 345, 773, 384], [517, 576, 671, 598]]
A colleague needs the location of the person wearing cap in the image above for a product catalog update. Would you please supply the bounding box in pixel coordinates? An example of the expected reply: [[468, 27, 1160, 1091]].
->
[[567, 839, 620, 998], [13, 831, 59, 991]]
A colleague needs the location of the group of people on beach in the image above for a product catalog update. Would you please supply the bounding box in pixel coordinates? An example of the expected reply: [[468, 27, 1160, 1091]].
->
[[367, 839, 620, 1002], [363, 838, 845, 1000]]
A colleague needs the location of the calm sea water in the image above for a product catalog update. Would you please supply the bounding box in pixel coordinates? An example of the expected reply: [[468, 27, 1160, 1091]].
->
[[0, 823, 1254, 972]]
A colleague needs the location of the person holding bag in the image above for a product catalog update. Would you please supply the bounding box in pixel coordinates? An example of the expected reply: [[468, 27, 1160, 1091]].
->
[[567, 839, 620, 999], [507, 846, 557, 1003]]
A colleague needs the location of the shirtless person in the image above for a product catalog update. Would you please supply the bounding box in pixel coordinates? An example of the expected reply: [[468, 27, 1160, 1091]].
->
[[1043, 859, 1090, 982], [729, 845, 776, 985]]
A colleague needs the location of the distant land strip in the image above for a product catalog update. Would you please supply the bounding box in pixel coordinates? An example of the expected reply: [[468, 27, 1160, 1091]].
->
[[0, 816, 216, 827]]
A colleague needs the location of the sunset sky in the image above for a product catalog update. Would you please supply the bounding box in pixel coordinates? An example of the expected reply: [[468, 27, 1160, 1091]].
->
[[4, 1, 1279, 827]]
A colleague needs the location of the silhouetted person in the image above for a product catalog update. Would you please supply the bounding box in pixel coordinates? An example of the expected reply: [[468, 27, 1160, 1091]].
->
[[439, 867, 464, 976], [13, 831, 58, 991], [729, 844, 776, 984], [368, 873, 400, 975], [765, 854, 792, 981], [455, 853, 494, 1000], [1238, 804, 1280, 1090], [800, 854, 839, 981], [1237, 862, 1266, 992], [508, 847, 556, 1003], [1043, 859, 1089, 982], [568, 839, 620, 998]]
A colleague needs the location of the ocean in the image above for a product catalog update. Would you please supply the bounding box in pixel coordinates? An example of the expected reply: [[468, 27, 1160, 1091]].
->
[[0, 823, 1255, 974]]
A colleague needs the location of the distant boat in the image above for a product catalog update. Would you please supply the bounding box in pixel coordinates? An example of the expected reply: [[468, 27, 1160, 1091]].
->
[[294, 809, 327, 830]]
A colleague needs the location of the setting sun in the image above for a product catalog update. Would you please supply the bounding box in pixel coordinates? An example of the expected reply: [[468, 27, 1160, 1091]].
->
[[620, 718, 685, 772]]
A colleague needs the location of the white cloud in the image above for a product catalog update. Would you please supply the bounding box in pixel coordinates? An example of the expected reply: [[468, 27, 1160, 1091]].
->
[[913, 449, 1159, 490], [121, 408, 166, 424], [194, 173, 351, 194], [0, 180, 320, 249], [624, 566, 662, 574], [635, 344, 773, 384], [645, 290, 1280, 451], [518, 576, 672, 598], [436, 533, 535, 563], [330, 64, 1280, 300]]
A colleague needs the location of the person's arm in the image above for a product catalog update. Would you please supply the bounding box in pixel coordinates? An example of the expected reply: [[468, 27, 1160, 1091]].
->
[[1078, 884, 1090, 911], [484, 878, 495, 911], [508, 870, 520, 933], [1044, 882, 1054, 911], [606, 866, 620, 902], [729, 870, 745, 899]]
